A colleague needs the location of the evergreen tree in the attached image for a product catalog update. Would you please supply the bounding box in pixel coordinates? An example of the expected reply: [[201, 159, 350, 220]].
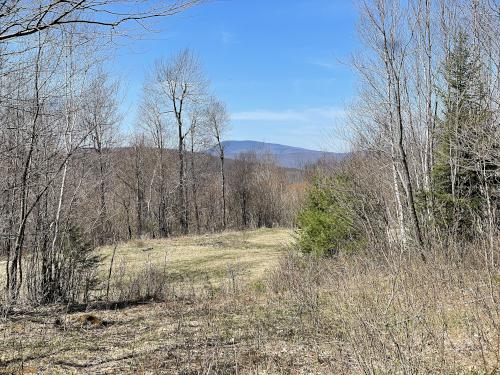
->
[[297, 174, 364, 256], [432, 32, 494, 240]]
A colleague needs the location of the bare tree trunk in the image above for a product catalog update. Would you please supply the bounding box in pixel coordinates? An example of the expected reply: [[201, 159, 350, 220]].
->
[[8, 37, 44, 300], [97, 141, 108, 244], [158, 147, 169, 237], [423, 0, 434, 196], [134, 142, 145, 237], [106, 241, 118, 302], [190, 134, 201, 233], [220, 150, 227, 230], [394, 77, 425, 253], [375, 1, 425, 257], [391, 156, 407, 248], [177, 121, 189, 234], [205, 98, 229, 230]]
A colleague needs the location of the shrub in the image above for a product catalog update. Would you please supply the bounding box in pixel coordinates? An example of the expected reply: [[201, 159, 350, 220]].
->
[[297, 174, 364, 256], [46, 225, 102, 304]]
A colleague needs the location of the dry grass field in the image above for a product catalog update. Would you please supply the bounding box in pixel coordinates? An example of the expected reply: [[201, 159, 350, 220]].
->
[[1, 229, 498, 374], [101, 228, 293, 284]]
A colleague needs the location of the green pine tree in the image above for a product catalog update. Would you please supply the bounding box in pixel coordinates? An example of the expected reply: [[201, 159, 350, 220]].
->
[[432, 32, 491, 239], [297, 174, 364, 256]]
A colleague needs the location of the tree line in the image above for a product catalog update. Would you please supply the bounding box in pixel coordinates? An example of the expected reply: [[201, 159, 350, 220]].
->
[[298, 0, 498, 265], [0, 1, 299, 304]]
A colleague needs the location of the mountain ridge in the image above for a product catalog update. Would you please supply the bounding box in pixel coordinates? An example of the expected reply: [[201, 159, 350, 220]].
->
[[212, 140, 347, 168]]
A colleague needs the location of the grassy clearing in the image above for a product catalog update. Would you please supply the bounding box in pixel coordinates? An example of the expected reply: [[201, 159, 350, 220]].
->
[[0, 228, 293, 292], [101, 228, 293, 285]]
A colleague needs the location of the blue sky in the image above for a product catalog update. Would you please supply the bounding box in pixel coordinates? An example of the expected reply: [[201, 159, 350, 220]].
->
[[111, 0, 359, 152]]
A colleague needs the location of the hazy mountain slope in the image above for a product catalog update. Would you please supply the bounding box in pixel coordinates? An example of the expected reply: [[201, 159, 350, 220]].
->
[[211, 140, 347, 168]]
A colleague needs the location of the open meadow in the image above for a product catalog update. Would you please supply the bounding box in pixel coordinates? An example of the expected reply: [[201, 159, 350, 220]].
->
[[100, 228, 293, 286]]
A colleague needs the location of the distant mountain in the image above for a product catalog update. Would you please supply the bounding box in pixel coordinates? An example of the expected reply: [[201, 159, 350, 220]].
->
[[210, 140, 347, 169]]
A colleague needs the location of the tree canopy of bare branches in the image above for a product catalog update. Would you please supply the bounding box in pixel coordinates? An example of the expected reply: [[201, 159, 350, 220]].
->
[[0, 0, 202, 42]]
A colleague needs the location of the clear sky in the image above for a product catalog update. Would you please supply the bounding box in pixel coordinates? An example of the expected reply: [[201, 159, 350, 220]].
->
[[111, 0, 360, 152]]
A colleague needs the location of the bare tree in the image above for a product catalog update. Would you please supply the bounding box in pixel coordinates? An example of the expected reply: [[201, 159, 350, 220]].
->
[[205, 97, 229, 229], [351, 0, 426, 259], [151, 50, 207, 234], [231, 152, 258, 228], [347, 0, 499, 264], [139, 83, 172, 237], [84, 71, 121, 244], [132, 134, 147, 237], [187, 108, 208, 233]]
